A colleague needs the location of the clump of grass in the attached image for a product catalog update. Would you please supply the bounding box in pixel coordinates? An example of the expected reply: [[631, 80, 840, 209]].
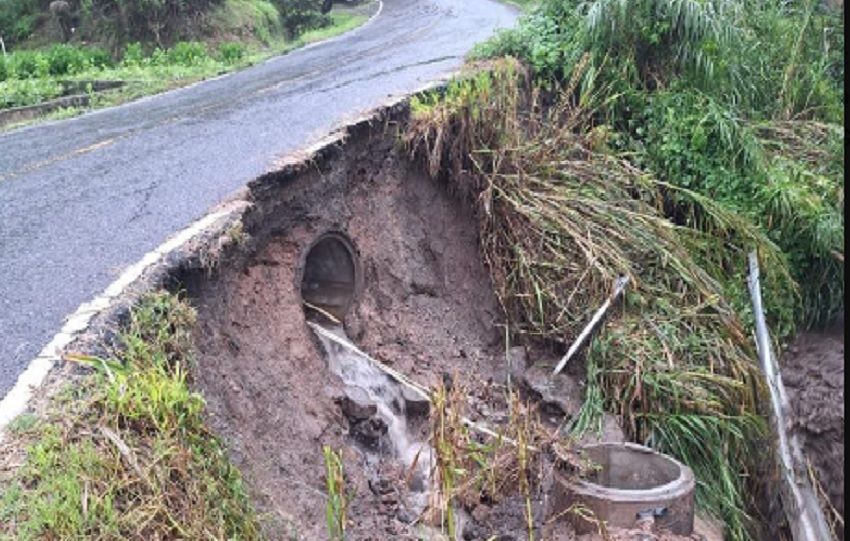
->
[[323, 446, 347, 541], [406, 60, 781, 540], [0, 291, 262, 541], [429, 376, 545, 539]]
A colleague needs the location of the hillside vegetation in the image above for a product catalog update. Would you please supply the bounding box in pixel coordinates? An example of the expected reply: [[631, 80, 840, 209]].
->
[[405, 0, 843, 539], [0, 0, 364, 117]]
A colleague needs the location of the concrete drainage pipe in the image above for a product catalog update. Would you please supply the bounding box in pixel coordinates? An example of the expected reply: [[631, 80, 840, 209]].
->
[[300, 232, 360, 322], [551, 442, 696, 535]]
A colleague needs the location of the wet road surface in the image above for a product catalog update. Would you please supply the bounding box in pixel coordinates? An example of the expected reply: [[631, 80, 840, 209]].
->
[[0, 0, 516, 396]]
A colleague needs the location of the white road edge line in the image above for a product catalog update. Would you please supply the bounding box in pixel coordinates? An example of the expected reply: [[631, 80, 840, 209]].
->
[[0, 2, 391, 434], [0, 207, 237, 442]]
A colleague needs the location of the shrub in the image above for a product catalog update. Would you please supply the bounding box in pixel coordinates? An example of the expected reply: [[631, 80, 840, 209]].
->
[[218, 42, 245, 64], [0, 0, 40, 45], [121, 42, 147, 67], [0, 78, 64, 108], [7, 51, 49, 79], [272, 0, 330, 37], [46, 44, 88, 76], [167, 41, 209, 66]]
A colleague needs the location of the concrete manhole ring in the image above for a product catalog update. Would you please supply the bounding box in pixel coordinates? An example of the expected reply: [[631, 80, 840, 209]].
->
[[552, 442, 696, 534]]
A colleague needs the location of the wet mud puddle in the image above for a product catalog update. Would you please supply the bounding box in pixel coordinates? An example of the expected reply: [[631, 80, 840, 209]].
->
[[310, 322, 434, 521]]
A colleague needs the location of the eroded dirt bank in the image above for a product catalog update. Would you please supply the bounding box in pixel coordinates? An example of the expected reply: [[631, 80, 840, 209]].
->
[[183, 110, 515, 539], [781, 316, 845, 538]]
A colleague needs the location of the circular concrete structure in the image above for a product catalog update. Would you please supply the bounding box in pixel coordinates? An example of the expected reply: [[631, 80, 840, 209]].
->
[[300, 232, 360, 321], [551, 442, 695, 534]]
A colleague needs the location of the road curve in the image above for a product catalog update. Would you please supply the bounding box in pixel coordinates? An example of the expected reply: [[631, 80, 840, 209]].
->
[[0, 0, 517, 396]]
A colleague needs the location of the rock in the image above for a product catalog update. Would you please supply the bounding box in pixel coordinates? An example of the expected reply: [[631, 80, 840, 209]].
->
[[463, 520, 484, 540], [352, 416, 388, 447], [574, 413, 626, 445], [507, 346, 529, 378], [471, 504, 490, 523], [402, 385, 431, 417], [406, 470, 427, 492], [396, 506, 418, 525], [339, 387, 377, 421], [520, 362, 582, 417], [369, 477, 395, 496]]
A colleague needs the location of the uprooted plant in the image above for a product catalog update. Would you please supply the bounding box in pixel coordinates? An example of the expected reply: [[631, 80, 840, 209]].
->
[[405, 60, 792, 540], [428, 376, 547, 540]]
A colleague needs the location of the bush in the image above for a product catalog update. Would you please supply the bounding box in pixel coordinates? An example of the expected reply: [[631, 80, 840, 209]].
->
[[45, 44, 88, 76], [0, 0, 40, 45], [6, 51, 49, 79], [121, 42, 147, 67], [218, 42, 245, 64], [272, 0, 330, 37], [0, 78, 64, 108], [166, 41, 209, 66]]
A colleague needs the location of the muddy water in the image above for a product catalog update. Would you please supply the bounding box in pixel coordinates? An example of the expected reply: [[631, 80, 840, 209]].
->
[[311, 323, 434, 517]]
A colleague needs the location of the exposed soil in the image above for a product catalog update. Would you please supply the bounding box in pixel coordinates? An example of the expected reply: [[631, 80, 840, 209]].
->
[[780, 315, 845, 538], [185, 123, 527, 539]]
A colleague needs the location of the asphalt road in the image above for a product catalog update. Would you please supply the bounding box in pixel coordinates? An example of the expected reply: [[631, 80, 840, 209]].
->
[[0, 0, 516, 397]]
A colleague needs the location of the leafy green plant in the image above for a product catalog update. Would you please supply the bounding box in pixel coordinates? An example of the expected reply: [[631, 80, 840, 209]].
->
[[323, 446, 347, 541], [0, 78, 64, 108], [0, 0, 39, 45], [218, 41, 246, 64], [167, 41, 210, 67], [272, 0, 330, 37]]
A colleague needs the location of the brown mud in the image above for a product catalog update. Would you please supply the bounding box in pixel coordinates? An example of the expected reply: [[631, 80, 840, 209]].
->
[[185, 119, 520, 539], [780, 315, 845, 539]]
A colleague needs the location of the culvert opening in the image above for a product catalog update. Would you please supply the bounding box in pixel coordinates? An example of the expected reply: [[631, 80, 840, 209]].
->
[[300, 232, 358, 321]]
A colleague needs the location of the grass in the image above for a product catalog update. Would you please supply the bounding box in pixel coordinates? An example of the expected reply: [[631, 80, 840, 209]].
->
[[0, 291, 263, 541], [323, 446, 347, 541], [429, 376, 545, 539], [0, 8, 371, 131]]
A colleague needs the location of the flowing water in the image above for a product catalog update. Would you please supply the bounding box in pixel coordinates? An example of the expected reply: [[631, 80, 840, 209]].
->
[[311, 323, 433, 517]]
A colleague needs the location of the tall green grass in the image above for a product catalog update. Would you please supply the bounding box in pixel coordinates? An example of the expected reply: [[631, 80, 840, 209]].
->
[[0, 292, 263, 541]]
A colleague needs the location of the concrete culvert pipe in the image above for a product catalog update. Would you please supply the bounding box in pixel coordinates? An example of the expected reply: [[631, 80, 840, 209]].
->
[[300, 233, 359, 321], [551, 442, 695, 535]]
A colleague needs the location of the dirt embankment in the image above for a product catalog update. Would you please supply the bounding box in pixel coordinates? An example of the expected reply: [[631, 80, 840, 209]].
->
[[781, 316, 845, 538], [183, 112, 511, 539]]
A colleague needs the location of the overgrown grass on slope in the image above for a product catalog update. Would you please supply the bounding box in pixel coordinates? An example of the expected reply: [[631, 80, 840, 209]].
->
[[470, 0, 844, 333], [0, 292, 263, 541], [405, 62, 783, 540]]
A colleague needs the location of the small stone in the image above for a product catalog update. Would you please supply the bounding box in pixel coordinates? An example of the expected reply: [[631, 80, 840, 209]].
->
[[396, 506, 418, 524], [520, 363, 582, 417], [463, 521, 484, 540], [471, 504, 490, 523], [352, 417, 388, 447], [402, 386, 431, 417], [369, 477, 395, 496], [406, 471, 426, 492], [507, 346, 528, 376], [339, 387, 377, 421]]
